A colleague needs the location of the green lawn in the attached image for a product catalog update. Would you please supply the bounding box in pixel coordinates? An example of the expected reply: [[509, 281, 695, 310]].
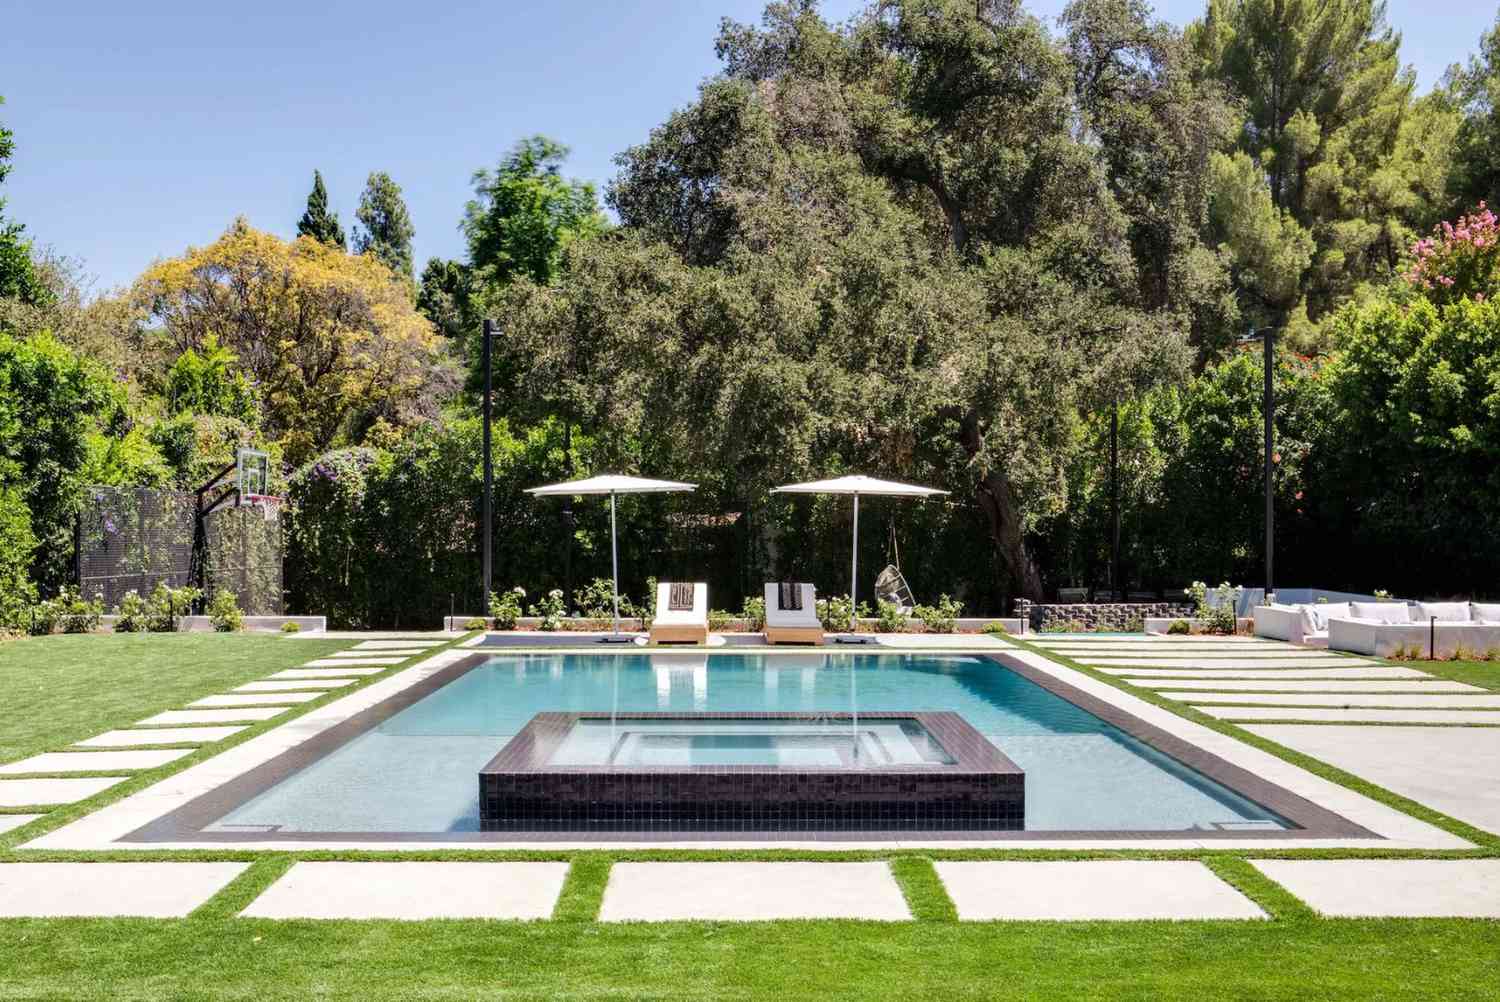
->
[[1, 913, 1497, 1001], [0, 633, 346, 764], [1399, 659, 1500, 692]]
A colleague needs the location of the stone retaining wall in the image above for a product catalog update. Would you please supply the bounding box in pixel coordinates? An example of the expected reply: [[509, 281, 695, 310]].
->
[[1013, 599, 1194, 632]]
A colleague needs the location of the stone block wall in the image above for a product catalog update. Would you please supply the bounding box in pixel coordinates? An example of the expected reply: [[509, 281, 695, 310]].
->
[[1013, 599, 1194, 632]]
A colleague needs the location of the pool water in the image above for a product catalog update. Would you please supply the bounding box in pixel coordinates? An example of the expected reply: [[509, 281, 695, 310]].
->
[[211, 653, 1288, 835], [548, 718, 956, 768]]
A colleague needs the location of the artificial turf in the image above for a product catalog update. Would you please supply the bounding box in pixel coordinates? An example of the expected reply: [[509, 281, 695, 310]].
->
[[0, 633, 347, 764]]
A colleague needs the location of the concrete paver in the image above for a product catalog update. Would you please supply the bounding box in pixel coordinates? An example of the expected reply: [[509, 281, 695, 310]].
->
[[1251, 860, 1500, 917], [935, 861, 1264, 921], [241, 862, 569, 920], [599, 862, 910, 921], [0, 862, 248, 917]]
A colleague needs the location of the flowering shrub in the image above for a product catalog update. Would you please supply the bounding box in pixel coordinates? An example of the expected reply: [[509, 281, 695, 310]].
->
[[529, 589, 566, 631], [1405, 202, 1500, 306], [488, 587, 525, 630]]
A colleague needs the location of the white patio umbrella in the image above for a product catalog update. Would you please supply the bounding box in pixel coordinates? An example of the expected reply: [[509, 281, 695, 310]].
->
[[525, 474, 697, 640], [770, 475, 949, 632]]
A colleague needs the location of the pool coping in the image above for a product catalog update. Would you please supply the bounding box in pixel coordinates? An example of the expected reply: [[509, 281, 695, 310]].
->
[[21, 646, 1471, 851]]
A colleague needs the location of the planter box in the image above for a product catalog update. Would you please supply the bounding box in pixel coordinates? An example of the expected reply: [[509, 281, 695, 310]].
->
[[99, 614, 325, 634]]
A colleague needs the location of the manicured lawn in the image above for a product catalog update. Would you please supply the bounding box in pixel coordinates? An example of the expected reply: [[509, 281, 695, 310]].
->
[[1398, 659, 1500, 692], [0, 914, 1497, 1001], [0, 633, 346, 764]]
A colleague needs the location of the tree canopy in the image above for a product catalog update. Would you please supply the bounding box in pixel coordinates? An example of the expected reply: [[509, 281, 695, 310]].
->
[[353, 171, 416, 281], [297, 170, 347, 250]]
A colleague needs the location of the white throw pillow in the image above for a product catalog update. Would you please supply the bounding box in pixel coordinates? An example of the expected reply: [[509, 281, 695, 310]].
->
[[1472, 603, 1500, 625], [1349, 602, 1412, 624], [1417, 601, 1471, 624], [1306, 602, 1350, 631]]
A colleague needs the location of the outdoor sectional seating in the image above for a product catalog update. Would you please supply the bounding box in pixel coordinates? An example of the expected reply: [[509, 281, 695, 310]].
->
[[1327, 601, 1500, 658]]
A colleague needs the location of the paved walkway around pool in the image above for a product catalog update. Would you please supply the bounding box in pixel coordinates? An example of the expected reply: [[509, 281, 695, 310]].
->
[[0, 633, 458, 839], [1028, 632, 1500, 838], [1, 857, 1498, 920]]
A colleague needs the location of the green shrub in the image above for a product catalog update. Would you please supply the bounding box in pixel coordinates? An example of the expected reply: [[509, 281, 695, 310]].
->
[[1185, 581, 1240, 635], [463, 617, 488, 631], [1167, 618, 1192, 635], [488, 587, 525, 630], [817, 594, 867, 632], [707, 609, 736, 632], [876, 600, 909, 633], [47, 586, 104, 634], [0, 486, 37, 633], [981, 621, 1009, 635], [742, 595, 766, 632], [207, 589, 243, 632], [113, 590, 149, 633], [280, 620, 301, 633], [144, 582, 202, 632], [913, 595, 962, 633], [529, 589, 565, 631], [573, 578, 616, 620]]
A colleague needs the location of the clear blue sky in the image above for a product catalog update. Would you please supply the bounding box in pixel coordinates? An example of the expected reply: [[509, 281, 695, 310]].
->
[[2, 0, 1494, 294]]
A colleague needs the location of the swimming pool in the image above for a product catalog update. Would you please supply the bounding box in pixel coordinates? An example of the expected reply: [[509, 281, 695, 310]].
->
[[158, 652, 1321, 839]]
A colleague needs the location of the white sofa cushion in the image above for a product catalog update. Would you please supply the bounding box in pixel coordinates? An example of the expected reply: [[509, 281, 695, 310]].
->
[[1349, 602, 1412, 624], [1417, 601, 1471, 623], [1472, 603, 1500, 625], [1298, 602, 1350, 632]]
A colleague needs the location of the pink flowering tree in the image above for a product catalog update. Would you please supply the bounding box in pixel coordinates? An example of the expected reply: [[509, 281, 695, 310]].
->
[[1405, 202, 1500, 306]]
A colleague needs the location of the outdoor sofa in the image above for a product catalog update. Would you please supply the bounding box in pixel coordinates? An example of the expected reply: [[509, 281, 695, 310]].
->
[[649, 581, 709, 645], [1326, 601, 1500, 658], [763, 582, 823, 645]]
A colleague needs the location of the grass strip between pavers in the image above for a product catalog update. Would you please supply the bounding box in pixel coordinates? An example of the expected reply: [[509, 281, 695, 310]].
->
[[889, 856, 957, 922], [552, 853, 612, 921]]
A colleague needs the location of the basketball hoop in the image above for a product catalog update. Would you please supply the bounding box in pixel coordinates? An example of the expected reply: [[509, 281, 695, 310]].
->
[[240, 493, 283, 522]]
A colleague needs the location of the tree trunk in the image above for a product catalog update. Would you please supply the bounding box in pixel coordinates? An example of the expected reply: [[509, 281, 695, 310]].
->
[[958, 412, 1045, 603]]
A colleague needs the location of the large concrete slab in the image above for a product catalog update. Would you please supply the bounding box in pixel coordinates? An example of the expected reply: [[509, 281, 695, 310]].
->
[[1199, 706, 1500, 724], [269, 666, 386, 679], [1029, 635, 1278, 645], [138, 707, 286, 726], [0, 814, 43, 834], [352, 640, 444, 650], [77, 726, 246, 748], [0, 862, 248, 917], [0, 749, 193, 774], [325, 648, 426, 657], [1245, 724, 1500, 834], [241, 862, 568, 920], [1085, 657, 1376, 668], [0, 776, 125, 807], [1251, 860, 1500, 917], [1044, 646, 1314, 656], [935, 861, 1264, 921], [302, 657, 406, 667], [599, 862, 910, 922], [188, 692, 323, 708], [1138, 679, 1481, 692], [235, 678, 354, 692], [1184, 693, 1500, 708], [1106, 666, 1431, 680]]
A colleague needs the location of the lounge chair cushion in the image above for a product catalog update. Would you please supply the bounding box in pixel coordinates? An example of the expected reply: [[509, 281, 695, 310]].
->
[[1298, 602, 1350, 633], [778, 582, 803, 611], [1349, 602, 1412, 624], [1417, 601, 1472, 624], [1472, 603, 1500, 624]]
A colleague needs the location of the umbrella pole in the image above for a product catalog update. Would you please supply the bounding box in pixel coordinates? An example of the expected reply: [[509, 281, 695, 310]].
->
[[610, 491, 620, 635], [850, 494, 859, 627]]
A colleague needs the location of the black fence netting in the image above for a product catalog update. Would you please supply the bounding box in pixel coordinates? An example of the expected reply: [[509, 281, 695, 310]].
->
[[204, 503, 284, 615], [76, 486, 284, 616], [77, 487, 196, 610]]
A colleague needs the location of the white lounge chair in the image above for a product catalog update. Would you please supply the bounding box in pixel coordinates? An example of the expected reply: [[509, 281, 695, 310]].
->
[[764, 582, 823, 645], [649, 582, 708, 645]]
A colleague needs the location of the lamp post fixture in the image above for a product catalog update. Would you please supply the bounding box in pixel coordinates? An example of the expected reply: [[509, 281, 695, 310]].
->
[[481, 319, 498, 605], [1240, 323, 1278, 600], [1110, 402, 1121, 602]]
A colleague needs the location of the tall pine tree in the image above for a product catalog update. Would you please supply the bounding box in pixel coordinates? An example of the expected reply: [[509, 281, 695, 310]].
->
[[354, 171, 415, 280], [296, 170, 346, 250]]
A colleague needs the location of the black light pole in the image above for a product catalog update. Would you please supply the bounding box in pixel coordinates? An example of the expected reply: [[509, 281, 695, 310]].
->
[[1110, 403, 1121, 600], [481, 319, 497, 605], [561, 420, 573, 616], [1241, 324, 1277, 600]]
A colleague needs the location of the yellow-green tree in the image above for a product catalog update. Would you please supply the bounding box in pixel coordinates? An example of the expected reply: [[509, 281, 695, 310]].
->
[[134, 220, 449, 464]]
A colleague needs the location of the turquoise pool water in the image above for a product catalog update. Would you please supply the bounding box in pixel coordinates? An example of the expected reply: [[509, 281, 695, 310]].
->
[[211, 653, 1288, 834]]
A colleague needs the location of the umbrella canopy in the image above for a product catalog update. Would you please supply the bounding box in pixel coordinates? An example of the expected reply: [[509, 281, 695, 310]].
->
[[525, 474, 697, 637], [771, 476, 949, 626]]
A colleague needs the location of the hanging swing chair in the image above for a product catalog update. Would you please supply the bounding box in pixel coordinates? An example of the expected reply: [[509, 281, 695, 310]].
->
[[873, 521, 917, 612]]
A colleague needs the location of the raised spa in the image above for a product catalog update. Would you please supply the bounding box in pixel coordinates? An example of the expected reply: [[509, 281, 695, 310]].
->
[[477, 711, 1024, 831]]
